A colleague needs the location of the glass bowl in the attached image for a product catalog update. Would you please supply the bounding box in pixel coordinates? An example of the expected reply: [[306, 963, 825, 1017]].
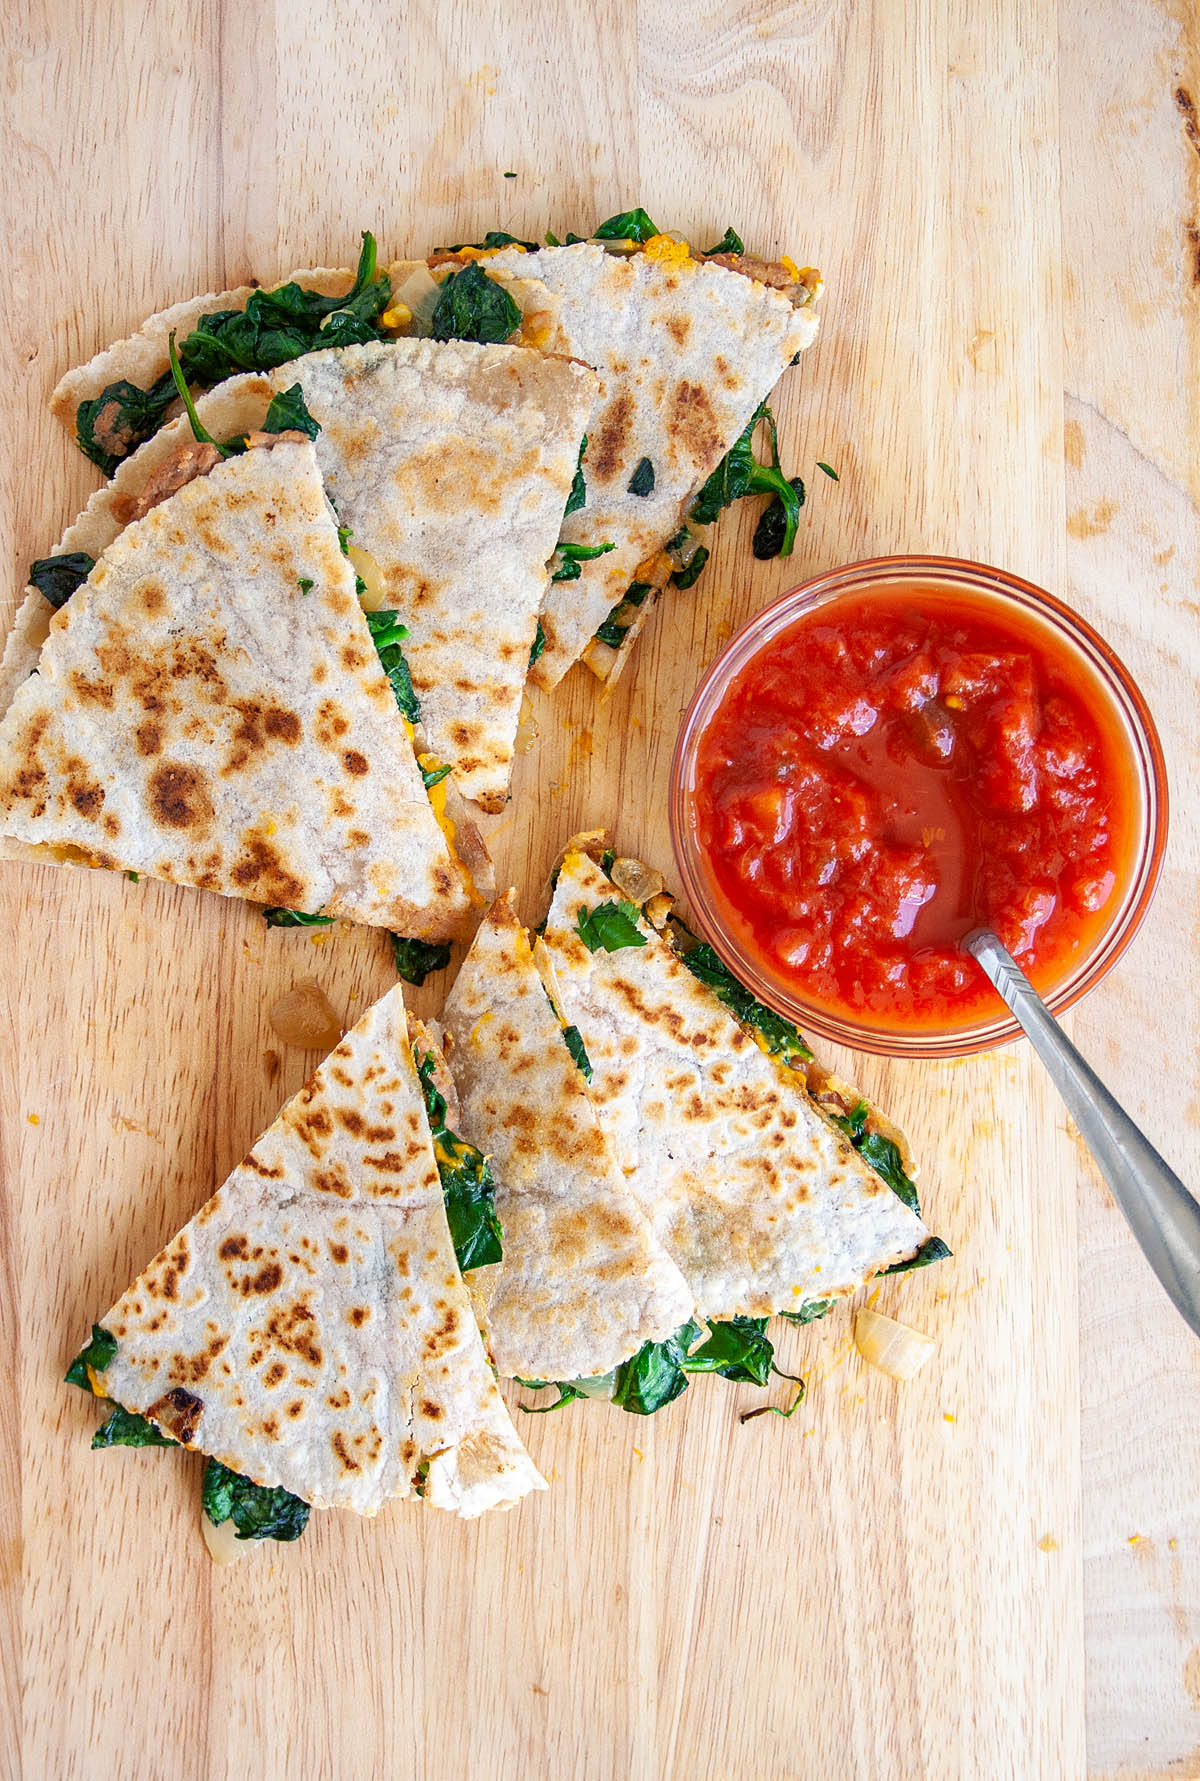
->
[[669, 555, 1168, 1058]]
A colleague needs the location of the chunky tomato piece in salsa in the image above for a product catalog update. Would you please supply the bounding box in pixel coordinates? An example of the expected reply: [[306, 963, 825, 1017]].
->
[[690, 587, 1133, 1028]]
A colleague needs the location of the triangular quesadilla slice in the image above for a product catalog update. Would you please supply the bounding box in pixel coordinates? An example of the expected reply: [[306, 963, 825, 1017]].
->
[[0, 440, 470, 934], [274, 340, 597, 809], [541, 848, 931, 1319], [484, 233, 821, 687], [50, 233, 566, 473], [435, 893, 695, 1382], [68, 984, 545, 1533]]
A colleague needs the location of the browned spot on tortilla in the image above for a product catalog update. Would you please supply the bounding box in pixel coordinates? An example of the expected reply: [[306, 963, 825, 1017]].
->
[[139, 577, 167, 616], [329, 1242, 350, 1264], [219, 1235, 249, 1261], [339, 1109, 365, 1136], [244, 1153, 284, 1179], [669, 380, 723, 463], [342, 749, 369, 776], [240, 1261, 283, 1296], [313, 1166, 353, 1199], [70, 672, 114, 709], [329, 1389, 351, 1410], [102, 813, 121, 837], [332, 1432, 360, 1472], [286, 1399, 304, 1419], [148, 761, 214, 834], [262, 1301, 322, 1367], [263, 1361, 287, 1387], [420, 1400, 443, 1420], [666, 314, 691, 346], [230, 833, 304, 905], [589, 391, 634, 480], [348, 1306, 370, 1327], [265, 708, 301, 743], [145, 1385, 204, 1445]]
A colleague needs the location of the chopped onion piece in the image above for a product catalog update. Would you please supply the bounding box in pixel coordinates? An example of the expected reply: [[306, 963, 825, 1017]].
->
[[854, 1308, 936, 1381], [532, 937, 566, 1019], [611, 856, 664, 906], [551, 829, 610, 883], [348, 542, 387, 611], [643, 891, 675, 930], [268, 979, 343, 1052], [202, 1512, 249, 1566], [391, 264, 443, 336]]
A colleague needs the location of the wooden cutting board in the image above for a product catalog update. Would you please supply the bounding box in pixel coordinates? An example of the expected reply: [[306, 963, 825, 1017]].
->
[[3, 3, 1197, 1776]]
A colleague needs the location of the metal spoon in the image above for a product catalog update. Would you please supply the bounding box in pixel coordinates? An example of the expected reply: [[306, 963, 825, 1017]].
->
[[964, 927, 1200, 1339]]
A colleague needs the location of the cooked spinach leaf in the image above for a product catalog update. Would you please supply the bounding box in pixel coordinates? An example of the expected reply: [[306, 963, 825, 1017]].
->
[[828, 1099, 922, 1213], [551, 540, 615, 582], [30, 552, 95, 610], [882, 1235, 953, 1276], [167, 331, 234, 455], [689, 402, 802, 556], [263, 906, 334, 927], [779, 1298, 834, 1326], [703, 227, 745, 256], [65, 1324, 117, 1391], [297, 577, 314, 595], [610, 1320, 702, 1414], [627, 456, 655, 497], [670, 545, 709, 591], [564, 435, 588, 517], [575, 899, 646, 954], [447, 230, 540, 253], [683, 1316, 775, 1386], [594, 580, 653, 649], [431, 262, 521, 344], [593, 208, 661, 244], [201, 1457, 310, 1541], [677, 941, 812, 1065], [75, 372, 177, 475], [516, 1371, 617, 1414], [262, 382, 320, 439], [365, 609, 420, 722], [419, 759, 452, 791], [752, 476, 806, 560], [562, 1024, 592, 1081], [529, 621, 546, 666], [391, 934, 452, 986], [817, 461, 839, 480], [178, 232, 389, 385], [416, 1050, 503, 1271], [91, 1405, 175, 1448], [740, 1380, 806, 1423]]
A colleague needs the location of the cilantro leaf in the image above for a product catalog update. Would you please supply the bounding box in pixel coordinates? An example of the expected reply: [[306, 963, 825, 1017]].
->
[[201, 1457, 310, 1541], [575, 900, 646, 953]]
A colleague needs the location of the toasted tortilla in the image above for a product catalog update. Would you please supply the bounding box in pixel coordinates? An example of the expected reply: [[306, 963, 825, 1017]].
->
[[88, 985, 545, 1518], [484, 242, 820, 688], [436, 893, 694, 1381], [50, 259, 566, 440], [541, 851, 928, 1318], [278, 341, 597, 810], [0, 441, 470, 935]]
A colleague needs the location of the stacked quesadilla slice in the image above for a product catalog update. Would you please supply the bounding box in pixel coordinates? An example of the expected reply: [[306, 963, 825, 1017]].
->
[[485, 227, 821, 687], [0, 440, 471, 933], [540, 847, 931, 1320], [67, 984, 545, 1551], [434, 893, 695, 1384]]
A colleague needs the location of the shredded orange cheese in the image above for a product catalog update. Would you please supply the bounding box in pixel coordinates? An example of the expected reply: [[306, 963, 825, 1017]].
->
[[642, 234, 691, 264]]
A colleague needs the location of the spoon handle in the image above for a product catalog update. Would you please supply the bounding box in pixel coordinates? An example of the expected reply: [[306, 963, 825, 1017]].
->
[[965, 928, 1200, 1340]]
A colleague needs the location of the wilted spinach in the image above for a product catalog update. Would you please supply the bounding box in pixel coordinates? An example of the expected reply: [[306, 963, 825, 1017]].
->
[[263, 906, 333, 928], [201, 1457, 310, 1542], [627, 457, 655, 497], [391, 934, 452, 986], [416, 1049, 503, 1271], [689, 402, 802, 556], [703, 227, 745, 256], [75, 373, 178, 475], [261, 383, 320, 439], [365, 610, 420, 723], [564, 435, 588, 517], [676, 940, 812, 1066], [529, 621, 546, 666], [551, 541, 614, 583], [594, 580, 652, 649], [91, 1405, 176, 1448], [752, 476, 806, 560], [431, 263, 521, 344], [29, 552, 95, 609], [562, 1024, 592, 1081], [65, 1325, 117, 1392], [670, 545, 709, 590], [593, 208, 661, 244]]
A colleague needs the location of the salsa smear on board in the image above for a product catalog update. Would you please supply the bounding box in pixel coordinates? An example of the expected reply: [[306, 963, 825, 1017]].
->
[[689, 585, 1136, 1030]]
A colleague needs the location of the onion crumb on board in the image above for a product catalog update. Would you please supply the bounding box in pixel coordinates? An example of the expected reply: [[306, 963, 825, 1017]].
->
[[268, 979, 343, 1051]]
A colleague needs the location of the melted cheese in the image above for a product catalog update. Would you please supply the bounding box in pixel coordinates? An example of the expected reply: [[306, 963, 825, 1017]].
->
[[642, 233, 692, 264]]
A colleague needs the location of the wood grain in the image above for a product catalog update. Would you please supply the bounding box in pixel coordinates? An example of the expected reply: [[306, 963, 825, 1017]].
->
[[1, 1, 1195, 1776]]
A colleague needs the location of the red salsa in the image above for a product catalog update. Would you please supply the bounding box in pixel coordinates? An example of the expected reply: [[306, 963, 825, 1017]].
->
[[689, 585, 1135, 1029]]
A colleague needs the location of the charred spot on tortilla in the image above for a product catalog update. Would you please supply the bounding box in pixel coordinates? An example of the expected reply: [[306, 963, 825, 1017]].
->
[[146, 1386, 204, 1444], [147, 761, 215, 833]]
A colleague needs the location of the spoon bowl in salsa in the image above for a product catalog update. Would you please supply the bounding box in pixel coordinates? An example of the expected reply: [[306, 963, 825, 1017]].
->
[[670, 556, 1167, 1057]]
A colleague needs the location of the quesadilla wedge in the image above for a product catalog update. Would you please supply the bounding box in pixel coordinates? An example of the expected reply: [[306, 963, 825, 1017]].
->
[[50, 232, 565, 474], [434, 892, 695, 1383], [540, 846, 936, 1320], [0, 439, 471, 934], [66, 984, 545, 1547], [483, 219, 821, 687]]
